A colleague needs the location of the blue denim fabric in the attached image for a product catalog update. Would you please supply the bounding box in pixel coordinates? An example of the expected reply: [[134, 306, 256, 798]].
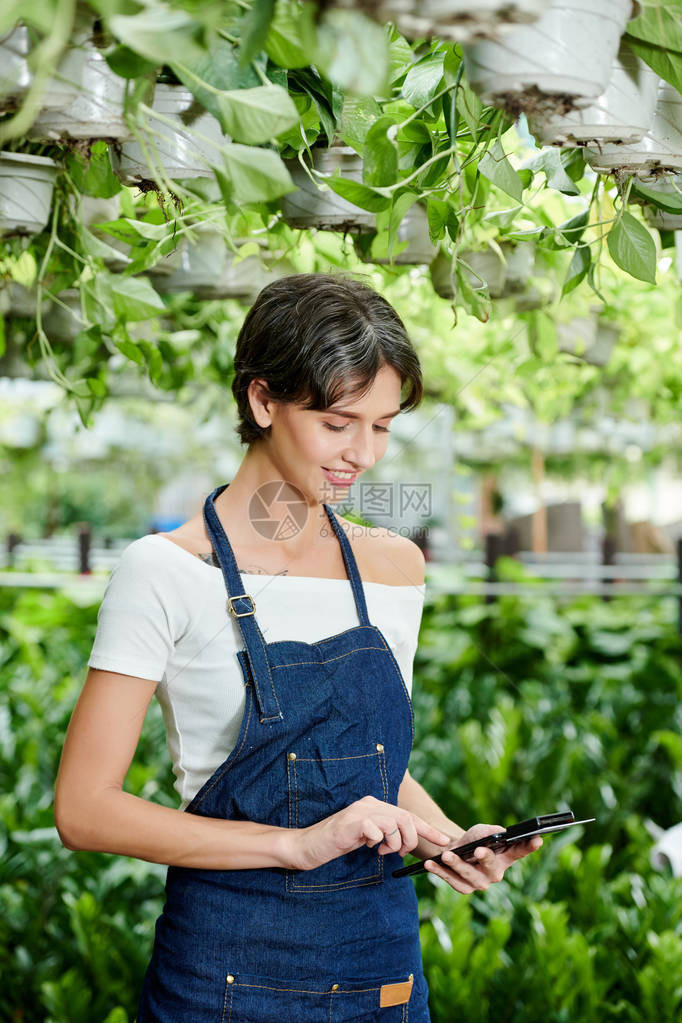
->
[[136, 483, 431, 1022]]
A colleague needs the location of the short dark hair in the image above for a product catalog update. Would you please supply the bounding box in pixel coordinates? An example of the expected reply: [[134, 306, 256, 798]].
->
[[231, 272, 423, 446]]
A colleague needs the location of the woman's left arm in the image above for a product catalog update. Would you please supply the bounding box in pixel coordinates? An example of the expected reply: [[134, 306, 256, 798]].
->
[[397, 770, 542, 894]]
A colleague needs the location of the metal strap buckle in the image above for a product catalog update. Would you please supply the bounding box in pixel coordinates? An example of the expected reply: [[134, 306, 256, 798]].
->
[[227, 593, 256, 618]]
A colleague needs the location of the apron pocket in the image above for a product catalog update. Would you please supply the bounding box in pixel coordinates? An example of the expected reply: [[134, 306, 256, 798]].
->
[[221, 970, 332, 1023], [221, 971, 414, 1023], [285, 746, 388, 892]]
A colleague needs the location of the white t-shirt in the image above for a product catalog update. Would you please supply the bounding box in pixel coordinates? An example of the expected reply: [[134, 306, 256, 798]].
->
[[87, 534, 427, 809]]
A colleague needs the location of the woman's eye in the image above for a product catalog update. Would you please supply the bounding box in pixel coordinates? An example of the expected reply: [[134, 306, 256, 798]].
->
[[323, 423, 390, 433]]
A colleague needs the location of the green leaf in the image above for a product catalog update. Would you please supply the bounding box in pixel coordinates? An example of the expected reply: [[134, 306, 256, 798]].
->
[[524, 148, 580, 195], [315, 10, 390, 96], [479, 140, 524, 201], [556, 209, 590, 246], [607, 211, 657, 284], [401, 52, 445, 110], [107, 274, 166, 320], [562, 244, 591, 297], [171, 38, 261, 122], [456, 262, 491, 323], [238, 0, 277, 67], [362, 116, 398, 187], [218, 143, 295, 203], [264, 0, 317, 69], [213, 85, 300, 144], [455, 79, 483, 137], [66, 142, 121, 199], [108, 8, 205, 65], [324, 174, 390, 212], [105, 44, 158, 79], [631, 180, 682, 214]]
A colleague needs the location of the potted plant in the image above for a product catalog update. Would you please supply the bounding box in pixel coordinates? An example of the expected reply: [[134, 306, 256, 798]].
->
[[528, 43, 659, 147], [29, 16, 130, 140], [0, 25, 33, 112], [280, 143, 376, 233], [353, 202, 437, 265], [462, 0, 636, 116], [586, 81, 682, 174], [0, 150, 58, 235], [430, 244, 507, 298], [637, 174, 682, 230], [370, 0, 549, 42], [112, 81, 226, 185]]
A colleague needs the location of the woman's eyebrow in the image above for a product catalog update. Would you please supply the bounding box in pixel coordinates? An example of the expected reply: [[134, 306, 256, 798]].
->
[[327, 408, 401, 419]]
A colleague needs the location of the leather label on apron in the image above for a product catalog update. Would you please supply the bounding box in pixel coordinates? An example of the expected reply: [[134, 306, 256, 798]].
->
[[380, 975, 413, 1007]]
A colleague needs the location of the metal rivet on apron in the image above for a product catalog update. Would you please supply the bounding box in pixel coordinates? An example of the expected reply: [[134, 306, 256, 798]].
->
[[288, 752, 296, 761], [331, 984, 339, 991], [226, 975, 234, 984], [376, 743, 384, 752]]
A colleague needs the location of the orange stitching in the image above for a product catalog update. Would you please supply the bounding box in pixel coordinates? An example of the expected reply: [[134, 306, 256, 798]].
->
[[377, 749, 388, 801], [233, 981, 384, 995], [288, 872, 382, 890], [220, 976, 228, 1023], [294, 752, 380, 762], [271, 644, 387, 669], [226, 982, 234, 1023], [252, 621, 283, 720]]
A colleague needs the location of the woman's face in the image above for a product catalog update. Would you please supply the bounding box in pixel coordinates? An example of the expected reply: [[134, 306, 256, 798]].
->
[[252, 363, 403, 506]]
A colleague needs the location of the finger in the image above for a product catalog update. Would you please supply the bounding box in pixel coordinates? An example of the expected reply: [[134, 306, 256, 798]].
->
[[424, 859, 477, 894], [377, 823, 405, 855], [413, 815, 452, 846], [362, 819, 386, 848], [440, 848, 494, 889]]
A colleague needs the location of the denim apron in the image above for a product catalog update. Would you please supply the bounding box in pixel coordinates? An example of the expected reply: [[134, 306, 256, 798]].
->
[[136, 482, 430, 1023]]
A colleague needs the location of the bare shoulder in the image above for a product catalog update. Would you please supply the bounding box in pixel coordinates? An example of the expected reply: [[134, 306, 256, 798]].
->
[[336, 515, 425, 588]]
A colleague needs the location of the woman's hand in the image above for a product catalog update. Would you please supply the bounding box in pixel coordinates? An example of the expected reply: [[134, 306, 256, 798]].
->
[[287, 795, 453, 872], [423, 823, 543, 894]]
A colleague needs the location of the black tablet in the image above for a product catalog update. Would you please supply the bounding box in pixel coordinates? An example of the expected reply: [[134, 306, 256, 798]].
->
[[392, 811, 596, 878]]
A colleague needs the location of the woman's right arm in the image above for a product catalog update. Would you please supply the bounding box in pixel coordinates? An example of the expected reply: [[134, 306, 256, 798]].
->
[[54, 668, 451, 871]]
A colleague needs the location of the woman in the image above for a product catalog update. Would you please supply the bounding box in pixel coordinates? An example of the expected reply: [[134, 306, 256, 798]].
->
[[55, 272, 541, 1022]]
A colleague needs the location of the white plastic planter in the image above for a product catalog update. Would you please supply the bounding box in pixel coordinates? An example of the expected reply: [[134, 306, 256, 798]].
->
[[462, 0, 635, 113], [150, 231, 289, 300], [43, 289, 83, 341], [113, 85, 225, 184], [0, 26, 32, 111], [557, 316, 598, 358], [30, 23, 129, 139], [0, 151, 58, 236], [460, 246, 507, 297], [430, 246, 507, 297], [529, 45, 659, 146], [6, 282, 38, 318], [587, 322, 619, 367], [500, 241, 536, 293], [354, 203, 437, 264], [586, 82, 682, 174], [382, 0, 549, 42], [280, 146, 376, 233]]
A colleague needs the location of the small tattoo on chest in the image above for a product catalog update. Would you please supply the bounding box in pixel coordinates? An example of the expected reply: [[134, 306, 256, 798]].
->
[[196, 549, 289, 576]]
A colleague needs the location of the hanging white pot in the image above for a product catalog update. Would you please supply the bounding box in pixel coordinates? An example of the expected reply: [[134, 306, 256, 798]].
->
[[0, 151, 58, 236], [150, 231, 290, 299], [0, 25, 32, 112], [529, 44, 659, 147], [430, 249, 455, 298], [380, 0, 549, 42], [354, 203, 437, 264], [280, 145, 376, 233], [43, 289, 84, 341], [586, 81, 682, 174], [462, 0, 636, 115], [500, 240, 536, 293], [459, 246, 507, 297], [586, 321, 619, 367], [6, 282, 38, 318], [30, 20, 129, 140], [556, 316, 598, 357], [113, 84, 225, 184], [639, 174, 682, 230]]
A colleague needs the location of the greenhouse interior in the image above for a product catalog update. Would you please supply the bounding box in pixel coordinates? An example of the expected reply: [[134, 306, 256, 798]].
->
[[2, 1, 682, 1021]]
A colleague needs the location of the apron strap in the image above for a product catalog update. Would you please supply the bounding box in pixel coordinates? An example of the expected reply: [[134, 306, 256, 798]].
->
[[203, 485, 283, 723], [322, 503, 370, 627], [202, 484, 372, 720]]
